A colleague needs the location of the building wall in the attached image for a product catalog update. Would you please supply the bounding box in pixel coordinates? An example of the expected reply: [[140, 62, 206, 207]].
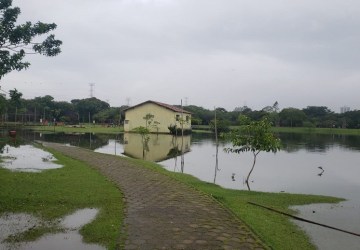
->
[[124, 102, 191, 133]]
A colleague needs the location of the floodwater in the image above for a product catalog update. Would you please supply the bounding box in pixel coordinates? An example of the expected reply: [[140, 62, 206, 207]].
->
[[15, 130, 360, 249], [0, 209, 103, 250], [0, 144, 62, 172], [92, 132, 360, 250]]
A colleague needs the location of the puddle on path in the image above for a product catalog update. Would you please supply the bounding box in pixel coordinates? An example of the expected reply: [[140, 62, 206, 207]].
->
[[0, 144, 62, 172], [0, 208, 104, 250]]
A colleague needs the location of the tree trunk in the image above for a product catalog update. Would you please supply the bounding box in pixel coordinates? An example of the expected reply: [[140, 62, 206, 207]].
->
[[246, 151, 259, 191]]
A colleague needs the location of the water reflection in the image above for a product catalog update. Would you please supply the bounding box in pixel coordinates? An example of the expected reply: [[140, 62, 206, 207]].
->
[[0, 144, 62, 172], [123, 133, 191, 162], [213, 143, 220, 183], [279, 132, 360, 152], [317, 166, 325, 177]]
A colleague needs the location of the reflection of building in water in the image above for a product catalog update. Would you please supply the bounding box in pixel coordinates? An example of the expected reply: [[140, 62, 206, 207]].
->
[[123, 133, 191, 162]]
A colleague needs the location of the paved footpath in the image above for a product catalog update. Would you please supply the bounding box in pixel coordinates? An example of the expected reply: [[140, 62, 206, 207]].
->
[[43, 142, 266, 250]]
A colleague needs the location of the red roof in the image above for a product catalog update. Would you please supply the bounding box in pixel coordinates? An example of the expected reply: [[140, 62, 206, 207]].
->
[[124, 100, 191, 114]]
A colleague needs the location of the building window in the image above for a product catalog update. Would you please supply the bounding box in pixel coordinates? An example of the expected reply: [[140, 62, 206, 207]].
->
[[186, 115, 190, 122], [125, 120, 129, 124], [176, 115, 180, 121]]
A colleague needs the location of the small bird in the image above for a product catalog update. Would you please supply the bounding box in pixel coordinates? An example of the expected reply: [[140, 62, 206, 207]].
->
[[231, 173, 235, 181]]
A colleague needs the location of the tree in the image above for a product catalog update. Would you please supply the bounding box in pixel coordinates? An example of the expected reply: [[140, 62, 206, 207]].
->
[[0, 0, 62, 79], [225, 118, 281, 190], [143, 113, 154, 128], [72, 98, 110, 123], [279, 108, 306, 127], [209, 119, 230, 133]]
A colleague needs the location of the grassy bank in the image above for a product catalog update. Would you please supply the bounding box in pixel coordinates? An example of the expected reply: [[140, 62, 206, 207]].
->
[[0, 147, 124, 249], [124, 157, 344, 250], [197, 124, 360, 136], [271, 126, 360, 135], [22, 124, 123, 134]]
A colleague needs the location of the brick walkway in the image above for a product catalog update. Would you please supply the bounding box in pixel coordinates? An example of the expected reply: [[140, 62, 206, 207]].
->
[[43, 142, 266, 250]]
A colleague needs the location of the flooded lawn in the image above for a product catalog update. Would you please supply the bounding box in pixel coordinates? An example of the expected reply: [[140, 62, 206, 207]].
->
[[0, 144, 62, 172], [0, 141, 104, 249], [0, 208, 103, 250], [15, 130, 360, 249], [92, 132, 360, 250]]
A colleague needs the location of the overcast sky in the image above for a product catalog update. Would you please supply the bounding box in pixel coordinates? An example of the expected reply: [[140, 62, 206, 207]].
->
[[2, 0, 360, 112]]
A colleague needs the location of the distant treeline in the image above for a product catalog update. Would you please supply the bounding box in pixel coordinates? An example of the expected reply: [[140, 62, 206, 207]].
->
[[1, 90, 359, 129], [183, 103, 360, 129], [0, 89, 129, 125]]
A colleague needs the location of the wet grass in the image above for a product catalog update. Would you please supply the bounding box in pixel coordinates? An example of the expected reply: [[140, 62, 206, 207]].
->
[[125, 157, 344, 250], [0, 147, 124, 249], [23, 124, 124, 134], [271, 126, 360, 135]]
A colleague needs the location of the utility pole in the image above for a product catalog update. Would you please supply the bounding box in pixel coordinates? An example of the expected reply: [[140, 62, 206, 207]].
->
[[89, 83, 95, 98], [181, 99, 184, 173]]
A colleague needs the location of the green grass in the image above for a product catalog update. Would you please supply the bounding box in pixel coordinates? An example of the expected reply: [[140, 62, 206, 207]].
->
[[271, 126, 360, 135], [24, 124, 124, 134], [123, 157, 344, 250], [0, 147, 124, 249]]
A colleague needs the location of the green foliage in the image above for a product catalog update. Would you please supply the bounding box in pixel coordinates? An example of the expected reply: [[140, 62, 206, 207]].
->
[[184, 105, 214, 125], [237, 114, 251, 125], [209, 119, 230, 133], [9, 88, 22, 106], [71, 98, 110, 123], [190, 116, 202, 125], [0, 0, 62, 79], [279, 108, 307, 127], [225, 118, 281, 154], [93, 107, 121, 124]]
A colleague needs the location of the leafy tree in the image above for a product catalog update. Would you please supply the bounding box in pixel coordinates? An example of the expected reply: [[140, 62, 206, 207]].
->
[[184, 105, 213, 125], [93, 107, 121, 124], [7, 88, 22, 121], [302, 106, 334, 127], [0, 0, 62, 79], [9, 88, 21, 106], [279, 108, 306, 127], [72, 98, 109, 123], [343, 110, 360, 129], [225, 118, 281, 190], [0, 93, 6, 115], [237, 114, 251, 125], [302, 106, 333, 118], [261, 101, 280, 126], [209, 119, 230, 133], [233, 105, 252, 114]]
